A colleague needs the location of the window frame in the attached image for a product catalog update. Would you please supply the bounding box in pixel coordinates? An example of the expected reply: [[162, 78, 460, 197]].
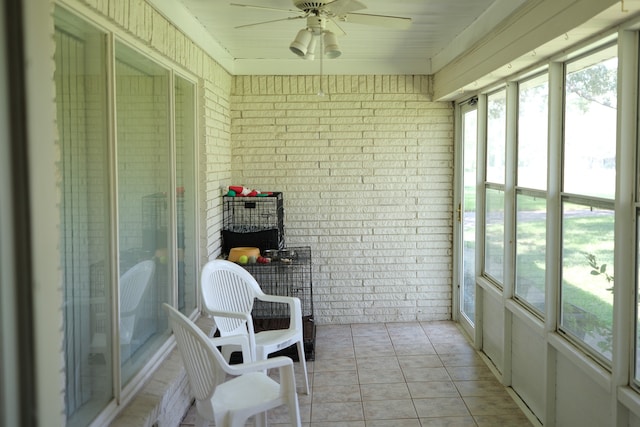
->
[[514, 187, 548, 316], [513, 71, 550, 316], [482, 87, 508, 288], [557, 43, 618, 368]]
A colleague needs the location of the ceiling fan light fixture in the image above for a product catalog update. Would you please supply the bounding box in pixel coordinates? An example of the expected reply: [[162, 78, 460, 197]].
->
[[323, 31, 341, 58], [290, 29, 312, 56]]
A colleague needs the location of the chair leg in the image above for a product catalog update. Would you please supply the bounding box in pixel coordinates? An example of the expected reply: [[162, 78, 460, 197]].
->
[[194, 413, 209, 427], [296, 340, 310, 395], [288, 393, 302, 427], [254, 411, 267, 427]]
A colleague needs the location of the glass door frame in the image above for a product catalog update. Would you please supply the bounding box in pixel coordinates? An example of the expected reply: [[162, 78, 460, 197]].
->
[[454, 99, 480, 340]]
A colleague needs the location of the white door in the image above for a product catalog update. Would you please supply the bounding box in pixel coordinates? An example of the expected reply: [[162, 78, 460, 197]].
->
[[455, 102, 478, 337]]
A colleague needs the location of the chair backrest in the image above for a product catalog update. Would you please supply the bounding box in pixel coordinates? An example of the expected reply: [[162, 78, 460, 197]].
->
[[120, 260, 155, 315], [200, 260, 264, 335], [119, 260, 156, 346], [163, 303, 225, 402]]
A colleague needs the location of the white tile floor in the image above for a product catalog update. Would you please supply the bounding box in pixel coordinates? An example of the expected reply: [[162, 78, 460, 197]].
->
[[179, 321, 535, 427]]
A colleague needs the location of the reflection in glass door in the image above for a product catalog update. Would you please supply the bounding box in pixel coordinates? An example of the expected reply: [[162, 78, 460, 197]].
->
[[115, 41, 171, 385], [460, 105, 478, 326]]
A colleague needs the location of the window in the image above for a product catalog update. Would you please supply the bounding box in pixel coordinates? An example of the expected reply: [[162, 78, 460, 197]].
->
[[560, 45, 617, 363], [484, 90, 507, 284], [485, 187, 505, 284], [486, 90, 506, 184], [515, 73, 549, 314], [515, 194, 547, 312], [115, 41, 172, 383], [563, 50, 617, 200], [55, 7, 198, 425], [517, 74, 548, 192], [55, 8, 112, 426]]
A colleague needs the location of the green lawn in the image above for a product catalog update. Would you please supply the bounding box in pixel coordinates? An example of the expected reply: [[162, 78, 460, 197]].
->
[[480, 193, 615, 356], [464, 186, 615, 328]]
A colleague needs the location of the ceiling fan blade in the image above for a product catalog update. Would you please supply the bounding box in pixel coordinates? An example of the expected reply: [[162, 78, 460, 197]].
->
[[325, 0, 366, 15], [230, 3, 301, 14], [342, 12, 411, 29], [235, 15, 305, 29], [326, 18, 346, 36]]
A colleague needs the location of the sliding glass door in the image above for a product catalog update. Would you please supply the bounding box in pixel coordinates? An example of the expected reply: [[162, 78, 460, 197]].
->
[[55, 7, 199, 425], [457, 102, 478, 331]]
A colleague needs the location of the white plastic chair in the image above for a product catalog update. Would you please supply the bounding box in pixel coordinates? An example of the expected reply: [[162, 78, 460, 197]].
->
[[120, 259, 156, 346], [91, 259, 155, 358], [163, 303, 301, 427], [200, 259, 310, 395]]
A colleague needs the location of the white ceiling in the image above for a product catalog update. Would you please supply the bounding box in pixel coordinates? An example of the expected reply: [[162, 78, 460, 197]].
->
[[159, 0, 527, 75]]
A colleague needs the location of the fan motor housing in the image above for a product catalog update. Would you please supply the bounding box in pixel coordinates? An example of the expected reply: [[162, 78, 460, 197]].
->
[[293, 0, 333, 12]]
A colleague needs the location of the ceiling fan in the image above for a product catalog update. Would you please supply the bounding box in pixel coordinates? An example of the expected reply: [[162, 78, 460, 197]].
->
[[231, 0, 412, 60]]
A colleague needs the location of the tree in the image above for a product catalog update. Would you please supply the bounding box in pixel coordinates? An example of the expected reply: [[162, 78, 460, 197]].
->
[[566, 63, 617, 111]]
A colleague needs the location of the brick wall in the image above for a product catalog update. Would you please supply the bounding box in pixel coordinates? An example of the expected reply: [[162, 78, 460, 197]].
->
[[231, 75, 454, 324]]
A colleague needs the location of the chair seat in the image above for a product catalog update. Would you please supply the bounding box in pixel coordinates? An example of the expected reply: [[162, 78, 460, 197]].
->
[[255, 329, 299, 353], [214, 371, 281, 414]]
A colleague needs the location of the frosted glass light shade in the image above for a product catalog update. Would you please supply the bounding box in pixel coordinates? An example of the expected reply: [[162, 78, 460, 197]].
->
[[323, 31, 341, 58], [290, 29, 312, 56]]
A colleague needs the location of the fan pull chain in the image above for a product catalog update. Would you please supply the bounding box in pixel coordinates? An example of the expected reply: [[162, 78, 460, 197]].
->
[[318, 34, 325, 97]]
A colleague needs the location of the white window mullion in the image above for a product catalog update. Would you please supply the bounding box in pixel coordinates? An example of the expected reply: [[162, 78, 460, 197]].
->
[[503, 82, 519, 386], [614, 29, 638, 402], [168, 71, 178, 309], [105, 30, 122, 405], [544, 60, 564, 427], [475, 93, 488, 348], [504, 82, 518, 300], [546, 62, 564, 334]]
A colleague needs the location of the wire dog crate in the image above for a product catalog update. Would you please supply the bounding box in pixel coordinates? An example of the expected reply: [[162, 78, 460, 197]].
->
[[222, 192, 285, 254], [241, 246, 315, 360]]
